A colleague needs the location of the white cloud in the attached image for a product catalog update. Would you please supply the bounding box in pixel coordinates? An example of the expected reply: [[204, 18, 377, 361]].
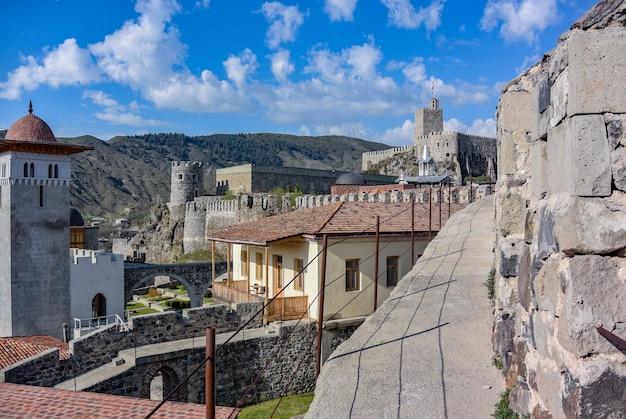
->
[[262, 2, 305, 49], [324, 0, 358, 22], [83, 90, 163, 127], [380, 119, 414, 145], [380, 0, 444, 31], [0, 39, 100, 99], [195, 0, 210, 8], [269, 49, 294, 83], [223, 49, 258, 88], [480, 0, 559, 43], [444, 117, 496, 137]]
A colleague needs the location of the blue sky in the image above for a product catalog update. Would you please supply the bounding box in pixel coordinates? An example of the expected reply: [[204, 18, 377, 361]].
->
[[0, 0, 598, 145]]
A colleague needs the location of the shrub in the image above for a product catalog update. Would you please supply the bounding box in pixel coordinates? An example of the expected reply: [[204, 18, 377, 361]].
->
[[485, 266, 496, 301], [493, 389, 518, 419], [148, 287, 160, 298], [205, 288, 212, 298]]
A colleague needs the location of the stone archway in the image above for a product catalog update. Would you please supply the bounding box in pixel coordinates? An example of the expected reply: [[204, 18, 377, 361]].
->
[[130, 272, 196, 306], [141, 361, 187, 402]]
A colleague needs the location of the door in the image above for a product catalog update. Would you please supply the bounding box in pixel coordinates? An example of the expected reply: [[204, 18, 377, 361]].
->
[[273, 255, 283, 297]]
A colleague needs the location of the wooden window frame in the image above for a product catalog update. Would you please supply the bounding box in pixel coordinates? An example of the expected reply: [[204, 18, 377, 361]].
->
[[345, 259, 360, 291], [386, 256, 399, 287], [255, 252, 263, 280], [294, 258, 304, 291]]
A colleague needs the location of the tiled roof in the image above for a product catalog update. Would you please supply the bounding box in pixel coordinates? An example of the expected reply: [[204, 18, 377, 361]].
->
[[6, 112, 56, 143], [0, 336, 70, 369], [0, 382, 239, 419], [208, 201, 467, 245]]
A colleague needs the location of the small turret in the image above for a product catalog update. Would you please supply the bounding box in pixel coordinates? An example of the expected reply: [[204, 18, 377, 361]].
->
[[168, 161, 204, 221]]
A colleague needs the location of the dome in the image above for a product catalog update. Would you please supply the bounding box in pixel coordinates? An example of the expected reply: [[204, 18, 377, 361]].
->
[[335, 172, 366, 185], [5, 102, 56, 143], [70, 208, 85, 227]]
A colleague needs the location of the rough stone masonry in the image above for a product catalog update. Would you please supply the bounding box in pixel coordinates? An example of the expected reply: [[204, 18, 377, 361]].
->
[[493, 0, 626, 417]]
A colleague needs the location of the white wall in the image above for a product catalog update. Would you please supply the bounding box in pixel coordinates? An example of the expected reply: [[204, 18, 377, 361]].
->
[[69, 249, 125, 321]]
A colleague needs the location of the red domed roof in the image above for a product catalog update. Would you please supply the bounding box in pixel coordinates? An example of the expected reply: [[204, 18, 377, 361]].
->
[[5, 103, 56, 143]]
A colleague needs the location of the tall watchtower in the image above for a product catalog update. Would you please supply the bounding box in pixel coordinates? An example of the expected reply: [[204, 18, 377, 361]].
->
[[414, 96, 444, 138], [168, 161, 204, 221], [0, 103, 91, 339]]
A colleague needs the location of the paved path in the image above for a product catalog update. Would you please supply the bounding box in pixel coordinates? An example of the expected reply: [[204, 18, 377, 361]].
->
[[306, 196, 503, 419]]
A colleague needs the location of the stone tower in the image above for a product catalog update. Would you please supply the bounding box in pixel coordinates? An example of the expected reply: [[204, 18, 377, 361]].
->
[[0, 103, 91, 339], [168, 161, 204, 221], [414, 97, 444, 138]]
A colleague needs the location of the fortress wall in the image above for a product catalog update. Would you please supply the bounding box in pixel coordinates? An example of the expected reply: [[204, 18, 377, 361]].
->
[[361, 145, 414, 171], [493, 7, 626, 417], [183, 199, 208, 254]]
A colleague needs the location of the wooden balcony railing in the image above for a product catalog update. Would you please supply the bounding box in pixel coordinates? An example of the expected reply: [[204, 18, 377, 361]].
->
[[213, 281, 262, 304], [266, 295, 309, 322]]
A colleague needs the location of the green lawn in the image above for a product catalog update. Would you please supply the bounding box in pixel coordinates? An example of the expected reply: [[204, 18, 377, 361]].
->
[[125, 301, 159, 316], [238, 392, 314, 419]]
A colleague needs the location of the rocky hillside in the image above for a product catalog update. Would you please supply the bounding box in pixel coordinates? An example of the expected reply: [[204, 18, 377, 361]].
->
[[56, 132, 389, 223]]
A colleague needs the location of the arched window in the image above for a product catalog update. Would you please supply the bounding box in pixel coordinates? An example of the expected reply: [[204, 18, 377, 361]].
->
[[178, 174, 183, 180], [149, 367, 181, 401], [54, 164, 59, 178], [91, 293, 107, 318], [23, 162, 28, 177], [29, 163, 34, 178], [48, 164, 53, 178]]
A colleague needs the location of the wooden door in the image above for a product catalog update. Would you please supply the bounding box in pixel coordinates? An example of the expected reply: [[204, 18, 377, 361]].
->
[[273, 255, 283, 296]]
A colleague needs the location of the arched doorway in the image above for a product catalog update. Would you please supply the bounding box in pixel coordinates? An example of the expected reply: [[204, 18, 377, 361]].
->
[[91, 293, 106, 318], [149, 366, 182, 401]]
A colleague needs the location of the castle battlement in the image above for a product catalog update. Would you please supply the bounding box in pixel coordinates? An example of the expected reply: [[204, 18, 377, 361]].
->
[[171, 161, 203, 168], [362, 145, 414, 157], [70, 248, 120, 265]]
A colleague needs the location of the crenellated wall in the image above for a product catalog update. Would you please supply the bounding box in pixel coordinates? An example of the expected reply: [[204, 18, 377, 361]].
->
[[493, 2, 626, 416]]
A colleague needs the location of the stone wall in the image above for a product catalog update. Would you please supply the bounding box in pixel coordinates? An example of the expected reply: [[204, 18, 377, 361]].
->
[[361, 145, 415, 171], [1, 302, 263, 387], [493, 2, 626, 416]]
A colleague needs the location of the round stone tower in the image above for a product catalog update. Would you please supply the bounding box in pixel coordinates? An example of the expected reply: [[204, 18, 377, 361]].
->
[[168, 161, 204, 221]]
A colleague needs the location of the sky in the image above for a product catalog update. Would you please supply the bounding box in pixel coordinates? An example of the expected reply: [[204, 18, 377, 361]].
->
[[0, 0, 599, 146]]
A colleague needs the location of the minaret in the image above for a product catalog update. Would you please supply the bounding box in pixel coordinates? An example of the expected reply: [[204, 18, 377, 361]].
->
[[0, 103, 92, 339], [418, 137, 435, 176]]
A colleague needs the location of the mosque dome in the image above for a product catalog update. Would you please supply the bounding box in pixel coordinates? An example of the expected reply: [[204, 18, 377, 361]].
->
[[335, 172, 366, 185], [70, 208, 85, 227], [5, 102, 56, 143]]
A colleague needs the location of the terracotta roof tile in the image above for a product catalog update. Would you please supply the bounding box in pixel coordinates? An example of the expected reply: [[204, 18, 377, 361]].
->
[[0, 382, 239, 418], [0, 336, 70, 369], [5, 113, 56, 143], [208, 201, 467, 244]]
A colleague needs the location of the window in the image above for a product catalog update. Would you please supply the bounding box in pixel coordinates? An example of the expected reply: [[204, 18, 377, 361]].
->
[[48, 164, 53, 178], [54, 164, 58, 178], [39, 185, 44, 207], [178, 174, 183, 180], [1, 163, 5, 178], [294, 258, 304, 290], [345, 259, 360, 291], [241, 250, 248, 277], [30, 163, 34, 178], [23, 162, 28, 177], [387, 256, 399, 287], [255, 252, 263, 280]]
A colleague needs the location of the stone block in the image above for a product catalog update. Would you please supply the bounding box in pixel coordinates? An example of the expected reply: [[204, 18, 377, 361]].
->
[[557, 255, 626, 357], [499, 238, 521, 278], [570, 114, 611, 197], [530, 140, 548, 200], [497, 191, 526, 238], [553, 195, 626, 255], [563, 367, 626, 418], [611, 146, 626, 192], [534, 360, 564, 417], [517, 246, 532, 311], [568, 28, 626, 115], [547, 122, 573, 195], [550, 69, 568, 130], [499, 90, 533, 133], [605, 113, 626, 150], [535, 205, 558, 260], [533, 255, 562, 317], [532, 77, 551, 141], [493, 311, 516, 371]]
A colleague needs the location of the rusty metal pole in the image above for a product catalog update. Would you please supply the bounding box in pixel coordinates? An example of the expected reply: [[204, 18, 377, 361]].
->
[[448, 181, 452, 219], [374, 216, 380, 312], [411, 199, 415, 265], [439, 188, 442, 230], [316, 234, 328, 378], [428, 187, 432, 241], [206, 327, 216, 419]]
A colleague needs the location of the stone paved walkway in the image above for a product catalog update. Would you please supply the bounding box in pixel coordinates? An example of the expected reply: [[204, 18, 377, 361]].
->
[[306, 196, 503, 419]]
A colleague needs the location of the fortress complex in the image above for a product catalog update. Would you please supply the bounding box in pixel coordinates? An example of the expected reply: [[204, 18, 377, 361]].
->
[[362, 96, 497, 185]]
